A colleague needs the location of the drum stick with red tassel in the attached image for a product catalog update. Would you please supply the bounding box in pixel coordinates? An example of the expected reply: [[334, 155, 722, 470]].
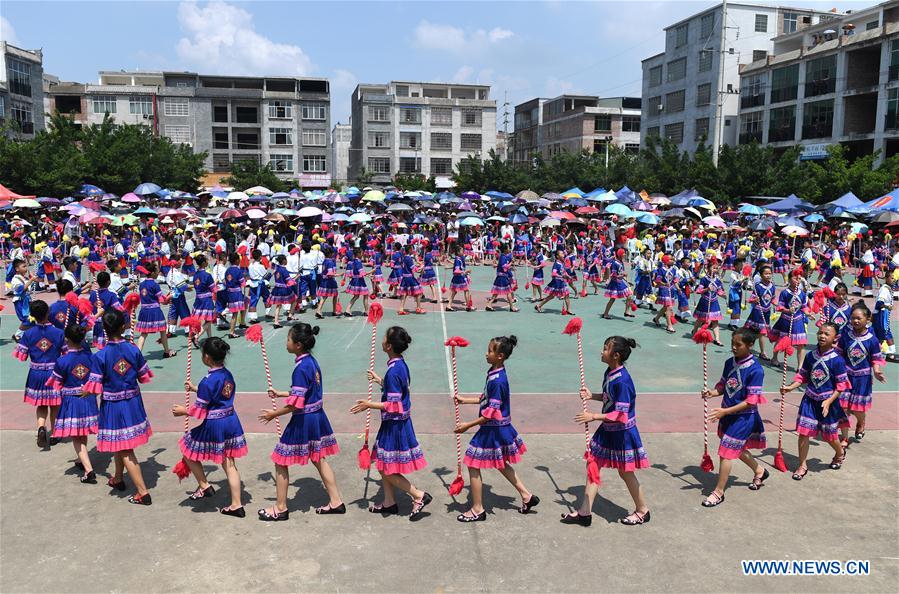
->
[[563, 317, 600, 485], [445, 336, 470, 494], [693, 279, 715, 473], [245, 324, 281, 436], [771, 296, 797, 472], [122, 292, 140, 343], [358, 302, 383, 469], [173, 316, 202, 481]]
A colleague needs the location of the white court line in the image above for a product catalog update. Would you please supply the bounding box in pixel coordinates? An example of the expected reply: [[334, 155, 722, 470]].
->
[[433, 265, 455, 395], [344, 318, 366, 351]]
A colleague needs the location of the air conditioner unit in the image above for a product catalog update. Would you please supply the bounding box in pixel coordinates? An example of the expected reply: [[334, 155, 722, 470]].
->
[[142, 113, 151, 119]]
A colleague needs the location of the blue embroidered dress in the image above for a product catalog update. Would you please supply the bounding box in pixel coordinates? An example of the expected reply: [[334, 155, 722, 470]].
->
[[372, 357, 427, 474], [462, 367, 527, 469], [180, 366, 248, 463]]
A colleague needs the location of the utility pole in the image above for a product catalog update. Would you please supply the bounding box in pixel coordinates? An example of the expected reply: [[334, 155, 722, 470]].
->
[[502, 91, 510, 161], [712, 0, 728, 166]]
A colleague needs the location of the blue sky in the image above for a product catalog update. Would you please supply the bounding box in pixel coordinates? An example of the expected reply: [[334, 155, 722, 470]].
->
[[2, 0, 848, 125]]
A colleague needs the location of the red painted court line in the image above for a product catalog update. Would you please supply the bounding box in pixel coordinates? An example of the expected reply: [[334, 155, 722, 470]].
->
[[2, 390, 896, 434]]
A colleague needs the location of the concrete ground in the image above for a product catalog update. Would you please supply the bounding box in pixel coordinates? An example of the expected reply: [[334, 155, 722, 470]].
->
[[2, 430, 897, 593]]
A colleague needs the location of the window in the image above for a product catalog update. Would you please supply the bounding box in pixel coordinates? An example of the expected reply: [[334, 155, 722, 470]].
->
[[740, 111, 763, 143], [213, 105, 228, 123], [667, 58, 687, 81], [646, 96, 662, 115], [769, 105, 796, 142], [398, 157, 420, 173], [700, 13, 714, 38], [368, 157, 391, 173], [129, 96, 153, 115], [430, 158, 452, 175], [303, 155, 326, 172], [625, 143, 640, 154], [92, 96, 117, 114], [622, 115, 641, 132], [269, 154, 294, 172], [802, 100, 833, 139], [368, 131, 389, 148], [236, 132, 259, 150], [698, 50, 712, 72], [865, 20, 879, 31], [11, 102, 32, 133], [461, 108, 481, 127], [301, 103, 326, 120], [675, 24, 688, 48], [268, 101, 292, 119], [664, 122, 684, 144], [593, 139, 609, 154], [755, 14, 768, 33], [891, 40, 899, 81], [649, 66, 662, 87], [400, 131, 421, 149], [460, 134, 481, 151], [805, 55, 836, 97], [666, 90, 685, 113], [212, 154, 231, 171], [431, 132, 452, 150], [647, 126, 660, 138], [783, 12, 799, 34], [400, 108, 421, 124], [0, 95, 5, 119], [235, 106, 258, 123], [594, 115, 611, 132], [752, 50, 768, 63], [369, 105, 389, 122], [431, 107, 452, 126], [395, 85, 409, 97], [741, 73, 767, 109], [269, 127, 293, 146], [161, 97, 188, 117], [7, 58, 31, 97], [214, 130, 228, 149], [164, 125, 191, 145], [887, 88, 899, 129], [302, 130, 326, 147], [696, 83, 711, 106], [234, 154, 261, 166], [694, 118, 709, 141], [770, 64, 799, 103]]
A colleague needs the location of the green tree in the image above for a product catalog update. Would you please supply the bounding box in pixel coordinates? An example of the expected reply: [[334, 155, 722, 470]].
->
[[224, 160, 287, 193], [392, 172, 436, 192]]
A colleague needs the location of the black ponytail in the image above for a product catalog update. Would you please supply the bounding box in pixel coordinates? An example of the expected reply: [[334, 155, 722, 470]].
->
[[490, 335, 518, 359], [604, 336, 639, 363]]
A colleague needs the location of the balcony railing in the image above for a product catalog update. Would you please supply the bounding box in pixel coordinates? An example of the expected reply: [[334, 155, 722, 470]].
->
[[768, 125, 795, 142], [802, 122, 832, 140], [804, 78, 835, 97], [740, 94, 765, 109], [739, 131, 762, 144], [770, 87, 798, 103]]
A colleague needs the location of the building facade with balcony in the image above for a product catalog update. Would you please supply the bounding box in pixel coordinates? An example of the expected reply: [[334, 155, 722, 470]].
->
[[1, 41, 45, 138], [348, 81, 497, 186], [511, 97, 545, 165], [44, 70, 332, 187], [640, 3, 837, 154], [738, 0, 899, 161], [331, 123, 351, 187]]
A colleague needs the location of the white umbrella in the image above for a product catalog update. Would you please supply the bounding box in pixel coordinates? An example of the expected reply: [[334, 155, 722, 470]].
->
[[226, 191, 249, 202], [246, 208, 267, 220], [540, 217, 561, 227], [781, 225, 809, 236], [13, 198, 41, 208], [297, 206, 323, 218], [349, 213, 372, 223], [244, 185, 273, 196]]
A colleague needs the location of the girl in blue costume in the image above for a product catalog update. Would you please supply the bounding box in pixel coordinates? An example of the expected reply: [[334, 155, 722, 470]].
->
[[601, 249, 635, 320], [692, 260, 726, 346], [49, 324, 99, 483], [485, 245, 519, 312], [563, 336, 651, 527], [258, 323, 344, 521], [454, 335, 538, 522], [836, 302, 886, 447], [397, 245, 425, 315], [12, 299, 64, 448], [446, 245, 473, 312], [83, 308, 154, 505], [343, 251, 370, 317], [769, 269, 809, 370], [314, 245, 340, 319], [191, 254, 217, 342], [534, 249, 573, 315], [224, 252, 247, 338], [89, 272, 124, 350], [529, 244, 547, 302], [134, 262, 175, 358], [743, 264, 777, 360], [351, 326, 432, 521], [173, 337, 248, 518], [820, 282, 850, 335], [700, 329, 769, 508]]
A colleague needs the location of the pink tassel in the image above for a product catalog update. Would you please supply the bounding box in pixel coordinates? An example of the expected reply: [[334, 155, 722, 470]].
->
[[773, 449, 788, 472], [357, 445, 371, 470], [172, 458, 191, 481], [448, 474, 465, 495], [700, 453, 714, 473], [585, 452, 601, 485]]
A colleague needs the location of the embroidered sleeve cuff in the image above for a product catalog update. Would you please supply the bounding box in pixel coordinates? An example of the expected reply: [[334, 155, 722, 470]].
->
[[137, 365, 154, 384], [286, 387, 307, 408], [836, 379, 852, 393], [480, 406, 503, 420], [45, 375, 64, 390], [82, 379, 104, 395], [604, 410, 628, 423], [872, 355, 886, 365], [383, 401, 405, 414], [187, 403, 209, 420], [12, 347, 28, 361], [745, 390, 768, 406], [793, 371, 806, 384]]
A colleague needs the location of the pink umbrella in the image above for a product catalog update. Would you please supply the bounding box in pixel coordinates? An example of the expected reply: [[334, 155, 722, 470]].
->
[[121, 193, 141, 204], [575, 206, 600, 215], [549, 210, 576, 220]]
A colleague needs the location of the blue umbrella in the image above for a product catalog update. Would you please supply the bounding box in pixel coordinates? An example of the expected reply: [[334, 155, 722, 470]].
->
[[133, 182, 161, 196], [508, 213, 528, 224], [566, 198, 588, 207], [133, 206, 157, 215], [79, 184, 105, 197], [776, 216, 806, 228], [605, 203, 634, 217], [484, 190, 505, 199], [331, 213, 350, 222], [803, 213, 825, 223], [636, 213, 659, 225], [688, 197, 715, 209], [738, 203, 766, 215]]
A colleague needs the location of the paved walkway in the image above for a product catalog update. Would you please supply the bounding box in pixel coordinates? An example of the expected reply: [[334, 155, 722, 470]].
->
[[1, 430, 896, 592]]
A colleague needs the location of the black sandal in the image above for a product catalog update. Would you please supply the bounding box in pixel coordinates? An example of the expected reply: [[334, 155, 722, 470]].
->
[[315, 503, 346, 515], [220, 506, 246, 518], [163, 350, 177, 358], [457, 510, 487, 523], [791, 466, 808, 481], [619, 510, 651, 525], [128, 492, 152, 506], [80, 471, 97, 484], [368, 503, 398, 516], [829, 454, 845, 470], [854, 430, 865, 441], [189, 485, 216, 500], [273, 323, 283, 329], [560, 512, 592, 527], [107, 477, 127, 491], [748, 468, 769, 491], [409, 492, 432, 521], [701, 491, 725, 507], [518, 494, 540, 514], [257, 507, 289, 521]]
